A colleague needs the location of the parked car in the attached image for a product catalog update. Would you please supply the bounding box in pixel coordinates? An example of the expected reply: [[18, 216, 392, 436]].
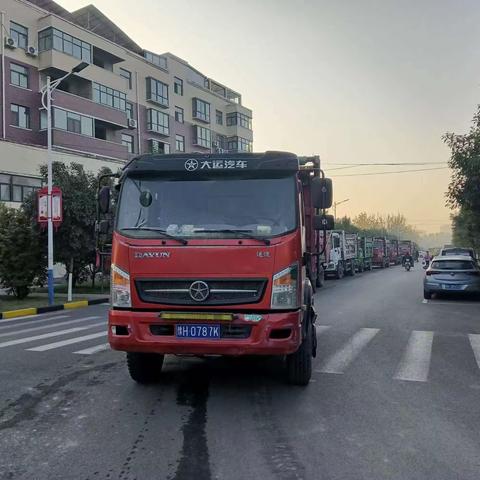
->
[[423, 255, 480, 299]]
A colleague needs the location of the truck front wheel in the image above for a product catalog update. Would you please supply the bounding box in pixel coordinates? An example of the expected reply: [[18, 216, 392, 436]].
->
[[316, 261, 325, 288], [286, 325, 313, 386], [127, 352, 164, 384], [336, 263, 344, 279]]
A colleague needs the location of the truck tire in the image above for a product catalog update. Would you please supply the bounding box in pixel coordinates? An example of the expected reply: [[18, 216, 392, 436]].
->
[[336, 263, 344, 279], [286, 323, 312, 386], [316, 261, 325, 288], [347, 263, 355, 276], [127, 352, 164, 384], [423, 289, 432, 300]]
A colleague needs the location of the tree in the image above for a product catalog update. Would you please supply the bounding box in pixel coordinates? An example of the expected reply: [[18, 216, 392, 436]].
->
[[0, 204, 46, 298], [444, 107, 480, 250]]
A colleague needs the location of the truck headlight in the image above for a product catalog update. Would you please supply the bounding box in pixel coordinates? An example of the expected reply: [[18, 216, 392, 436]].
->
[[271, 264, 299, 309], [111, 264, 131, 307]]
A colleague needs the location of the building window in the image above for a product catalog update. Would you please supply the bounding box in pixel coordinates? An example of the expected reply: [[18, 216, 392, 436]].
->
[[174, 77, 183, 96], [213, 134, 227, 151], [38, 28, 91, 63], [122, 134, 134, 153], [147, 108, 169, 136], [10, 104, 30, 129], [119, 68, 132, 89], [216, 110, 223, 125], [10, 22, 28, 49], [144, 51, 168, 70], [175, 106, 184, 123], [226, 112, 252, 130], [193, 125, 211, 149], [148, 139, 170, 154], [175, 134, 185, 152], [53, 108, 93, 136], [126, 102, 134, 120], [0, 173, 42, 203], [227, 136, 252, 153], [192, 98, 210, 123], [10, 63, 28, 89], [146, 77, 168, 107], [40, 110, 47, 130], [93, 83, 127, 111]]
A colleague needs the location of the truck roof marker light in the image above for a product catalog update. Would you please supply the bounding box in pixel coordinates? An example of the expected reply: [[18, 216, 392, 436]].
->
[[160, 312, 234, 322]]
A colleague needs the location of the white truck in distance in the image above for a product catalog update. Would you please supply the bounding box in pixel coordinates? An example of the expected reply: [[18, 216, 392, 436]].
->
[[324, 231, 358, 279]]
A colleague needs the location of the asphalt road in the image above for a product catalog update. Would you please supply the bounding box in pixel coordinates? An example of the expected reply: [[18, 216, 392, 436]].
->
[[1, 265, 480, 480]]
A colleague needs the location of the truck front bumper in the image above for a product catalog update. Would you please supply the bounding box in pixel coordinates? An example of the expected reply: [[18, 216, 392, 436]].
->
[[108, 310, 303, 356]]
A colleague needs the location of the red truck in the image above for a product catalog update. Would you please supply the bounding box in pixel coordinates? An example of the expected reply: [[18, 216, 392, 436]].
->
[[372, 237, 389, 268], [387, 239, 401, 265], [98, 152, 333, 385]]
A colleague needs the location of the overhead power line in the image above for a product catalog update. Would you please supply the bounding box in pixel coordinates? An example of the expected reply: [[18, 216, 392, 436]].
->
[[324, 162, 447, 166], [330, 167, 449, 177]]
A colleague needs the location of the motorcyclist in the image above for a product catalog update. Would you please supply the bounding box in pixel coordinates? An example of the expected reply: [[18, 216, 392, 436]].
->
[[403, 253, 414, 268]]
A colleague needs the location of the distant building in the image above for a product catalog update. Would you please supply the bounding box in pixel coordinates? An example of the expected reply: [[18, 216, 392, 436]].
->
[[0, 0, 253, 206]]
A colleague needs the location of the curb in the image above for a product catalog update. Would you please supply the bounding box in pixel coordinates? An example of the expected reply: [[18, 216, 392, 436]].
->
[[0, 297, 109, 320]]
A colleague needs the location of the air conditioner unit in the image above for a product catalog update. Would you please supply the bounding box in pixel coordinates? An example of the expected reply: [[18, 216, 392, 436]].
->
[[127, 118, 137, 129], [26, 45, 38, 57], [4, 37, 17, 49]]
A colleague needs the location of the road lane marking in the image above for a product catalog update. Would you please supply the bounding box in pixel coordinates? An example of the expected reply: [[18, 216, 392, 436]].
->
[[316, 325, 331, 336], [394, 331, 433, 382], [0, 314, 71, 331], [468, 334, 480, 370], [27, 331, 107, 351], [74, 343, 110, 355], [0, 322, 105, 348], [0, 316, 100, 338], [318, 328, 380, 374]]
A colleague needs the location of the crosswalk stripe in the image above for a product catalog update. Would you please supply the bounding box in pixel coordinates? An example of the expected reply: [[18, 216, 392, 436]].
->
[[468, 334, 480, 370], [0, 314, 70, 331], [316, 325, 331, 336], [0, 316, 100, 338], [318, 328, 380, 374], [74, 343, 110, 355], [27, 331, 107, 351], [394, 331, 434, 382], [0, 322, 105, 348]]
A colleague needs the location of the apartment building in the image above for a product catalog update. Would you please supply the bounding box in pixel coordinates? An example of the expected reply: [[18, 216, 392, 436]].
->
[[0, 0, 253, 205]]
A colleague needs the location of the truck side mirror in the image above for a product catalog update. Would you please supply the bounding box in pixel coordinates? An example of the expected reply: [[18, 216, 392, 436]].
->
[[311, 177, 333, 209], [97, 219, 110, 235], [314, 214, 334, 231], [98, 186, 111, 214]]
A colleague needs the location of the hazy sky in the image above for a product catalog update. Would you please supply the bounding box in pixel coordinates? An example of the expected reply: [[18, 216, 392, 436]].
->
[[58, 0, 480, 233]]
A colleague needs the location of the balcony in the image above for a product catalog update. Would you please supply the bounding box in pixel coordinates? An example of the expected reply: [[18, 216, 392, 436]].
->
[[52, 129, 128, 160], [39, 50, 127, 93], [52, 90, 127, 128]]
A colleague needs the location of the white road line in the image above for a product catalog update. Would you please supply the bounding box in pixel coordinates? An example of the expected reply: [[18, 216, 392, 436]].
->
[[468, 334, 480, 370], [316, 325, 331, 336], [318, 328, 380, 374], [27, 331, 107, 351], [0, 316, 100, 338], [0, 314, 71, 331], [0, 322, 105, 348], [394, 330, 434, 382], [74, 343, 110, 355]]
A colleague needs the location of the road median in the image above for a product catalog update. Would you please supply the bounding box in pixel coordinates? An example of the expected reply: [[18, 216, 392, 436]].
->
[[0, 297, 109, 320]]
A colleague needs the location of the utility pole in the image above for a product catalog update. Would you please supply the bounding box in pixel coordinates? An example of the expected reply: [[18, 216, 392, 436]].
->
[[333, 198, 350, 221], [40, 62, 89, 305]]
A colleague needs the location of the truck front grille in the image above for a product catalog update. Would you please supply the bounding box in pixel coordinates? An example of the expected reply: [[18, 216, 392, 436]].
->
[[136, 279, 267, 306]]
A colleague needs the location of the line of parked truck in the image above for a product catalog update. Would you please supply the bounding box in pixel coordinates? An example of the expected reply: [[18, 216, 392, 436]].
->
[[319, 232, 417, 283]]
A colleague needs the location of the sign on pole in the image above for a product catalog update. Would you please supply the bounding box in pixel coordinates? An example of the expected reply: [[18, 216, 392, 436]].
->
[[37, 186, 63, 229]]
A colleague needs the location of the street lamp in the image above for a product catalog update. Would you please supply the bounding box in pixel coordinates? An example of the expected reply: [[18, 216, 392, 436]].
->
[[40, 62, 89, 305], [333, 198, 350, 220]]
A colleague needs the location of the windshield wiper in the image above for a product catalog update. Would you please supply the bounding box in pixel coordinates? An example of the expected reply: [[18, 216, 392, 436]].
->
[[120, 227, 188, 245], [194, 229, 271, 245]]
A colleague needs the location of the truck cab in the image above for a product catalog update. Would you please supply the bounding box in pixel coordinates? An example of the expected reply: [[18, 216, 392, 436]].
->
[[325, 231, 357, 279], [99, 152, 333, 385]]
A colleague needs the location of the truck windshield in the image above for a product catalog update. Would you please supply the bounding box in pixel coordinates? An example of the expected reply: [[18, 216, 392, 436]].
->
[[116, 175, 297, 239]]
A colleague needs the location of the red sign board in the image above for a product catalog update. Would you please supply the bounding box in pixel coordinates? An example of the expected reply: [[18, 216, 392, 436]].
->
[[37, 187, 63, 228]]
